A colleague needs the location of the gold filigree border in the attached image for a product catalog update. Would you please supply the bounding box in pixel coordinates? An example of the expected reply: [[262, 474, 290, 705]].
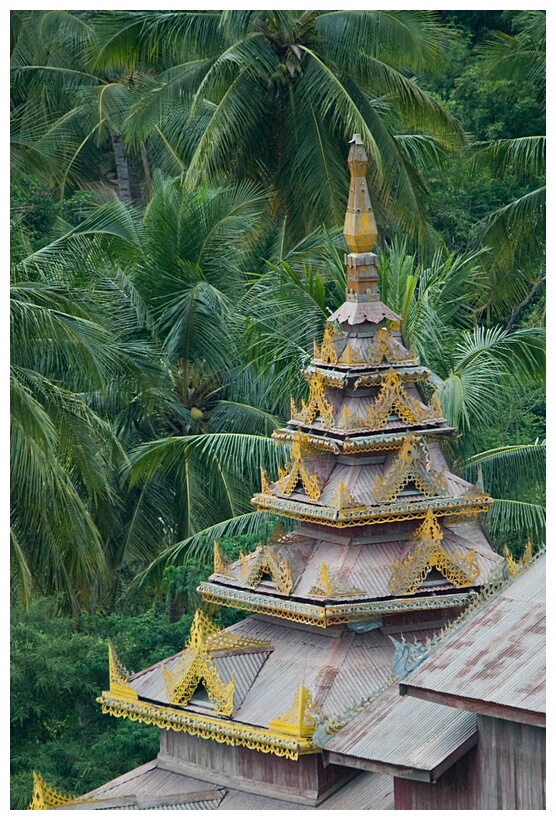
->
[[97, 695, 318, 760], [253, 492, 491, 528], [199, 582, 474, 626]]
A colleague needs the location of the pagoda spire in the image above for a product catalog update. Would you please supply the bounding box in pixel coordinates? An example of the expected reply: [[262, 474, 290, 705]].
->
[[343, 134, 380, 304], [344, 134, 377, 253]]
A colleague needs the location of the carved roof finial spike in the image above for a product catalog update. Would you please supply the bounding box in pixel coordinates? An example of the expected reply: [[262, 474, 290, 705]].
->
[[344, 133, 378, 253]]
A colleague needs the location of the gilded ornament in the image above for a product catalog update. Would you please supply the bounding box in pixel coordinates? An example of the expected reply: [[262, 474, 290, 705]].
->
[[259, 467, 272, 495], [199, 580, 474, 627], [373, 437, 448, 502], [313, 322, 339, 365], [330, 479, 362, 510], [276, 434, 321, 501], [97, 696, 316, 760], [290, 371, 334, 427], [308, 562, 365, 599], [28, 772, 76, 811], [268, 683, 319, 738], [365, 371, 441, 429], [366, 327, 416, 366], [240, 543, 293, 595], [504, 540, 534, 578], [213, 540, 235, 579], [108, 644, 138, 702], [161, 611, 270, 717], [388, 510, 480, 596], [338, 343, 366, 366]]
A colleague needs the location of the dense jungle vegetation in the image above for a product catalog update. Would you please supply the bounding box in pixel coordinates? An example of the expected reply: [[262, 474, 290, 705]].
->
[[10, 10, 545, 808]]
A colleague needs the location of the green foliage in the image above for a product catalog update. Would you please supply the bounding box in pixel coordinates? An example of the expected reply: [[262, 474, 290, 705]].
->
[[10, 11, 546, 803], [10, 598, 192, 809]]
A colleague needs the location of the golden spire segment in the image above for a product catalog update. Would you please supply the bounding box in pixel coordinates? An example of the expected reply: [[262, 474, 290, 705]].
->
[[343, 134, 380, 304], [344, 134, 378, 253]]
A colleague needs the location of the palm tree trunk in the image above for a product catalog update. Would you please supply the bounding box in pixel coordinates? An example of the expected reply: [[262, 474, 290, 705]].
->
[[110, 130, 143, 207]]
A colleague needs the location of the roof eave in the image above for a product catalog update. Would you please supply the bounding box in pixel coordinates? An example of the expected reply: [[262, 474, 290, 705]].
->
[[399, 684, 546, 728]]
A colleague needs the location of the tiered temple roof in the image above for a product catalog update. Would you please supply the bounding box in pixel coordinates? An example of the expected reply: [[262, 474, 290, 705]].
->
[[44, 135, 510, 810]]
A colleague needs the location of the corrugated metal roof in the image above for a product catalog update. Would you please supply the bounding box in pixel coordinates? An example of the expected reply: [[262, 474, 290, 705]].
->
[[269, 444, 475, 508], [214, 519, 502, 603], [72, 761, 393, 811], [405, 555, 546, 715], [323, 683, 476, 771], [124, 617, 396, 731]]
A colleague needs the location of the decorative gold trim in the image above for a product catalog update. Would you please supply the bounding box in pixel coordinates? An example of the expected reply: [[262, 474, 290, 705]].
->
[[354, 368, 431, 387], [308, 563, 365, 599], [366, 327, 416, 366], [342, 437, 418, 454], [276, 434, 321, 501], [240, 544, 293, 595], [365, 371, 441, 429], [373, 437, 447, 502], [388, 510, 480, 596], [213, 540, 235, 579], [338, 343, 366, 366], [97, 696, 318, 760], [268, 683, 318, 737], [199, 581, 475, 626], [28, 772, 76, 810], [330, 480, 364, 510], [253, 490, 491, 527], [313, 322, 339, 365], [503, 540, 534, 578], [259, 467, 272, 495], [290, 372, 334, 427], [273, 426, 453, 455], [108, 644, 138, 702], [160, 611, 270, 717]]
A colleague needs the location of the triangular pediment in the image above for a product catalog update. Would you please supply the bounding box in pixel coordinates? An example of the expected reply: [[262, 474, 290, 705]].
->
[[161, 611, 271, 716], [374, 437, 447, 503], [240, 544, 293, 595], [389, 511, 480, 596]]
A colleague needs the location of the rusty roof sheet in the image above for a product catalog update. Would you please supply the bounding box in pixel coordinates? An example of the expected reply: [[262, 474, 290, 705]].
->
[[125, 616, 395, 731], [323, 683, 476, 773], [74, 760, 393, 811], [404, 554, 546, 715], [213, 520, 502, 603]]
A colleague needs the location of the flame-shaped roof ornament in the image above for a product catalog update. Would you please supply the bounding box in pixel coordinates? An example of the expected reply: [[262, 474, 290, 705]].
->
[[343, 134, 380, 304]]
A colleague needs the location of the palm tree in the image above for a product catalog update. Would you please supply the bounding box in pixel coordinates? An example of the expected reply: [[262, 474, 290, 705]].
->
[[11, 10, 145, 204], [10, 196, 168, 611], [467, 12, 545, 324], [462, 442, 545, 550], [92, 9, 463, 242]]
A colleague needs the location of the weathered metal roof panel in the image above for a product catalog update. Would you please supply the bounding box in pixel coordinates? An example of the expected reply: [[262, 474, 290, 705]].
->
[[324, 684, 476, 771], [73, 761, 393, 811], [405, 555, 546, 715]]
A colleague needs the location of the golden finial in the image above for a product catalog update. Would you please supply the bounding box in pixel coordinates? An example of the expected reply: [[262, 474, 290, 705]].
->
[[343, 134, 378, 253], [268, 682, 318, 738]]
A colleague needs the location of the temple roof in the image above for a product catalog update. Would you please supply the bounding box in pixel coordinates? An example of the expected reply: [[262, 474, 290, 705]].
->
[[61, 759, 394, 810], [93, 134, 504, 777], [322, 682, 477, 781], [207, 520, 501, 605], [401, 552, 546, 723]]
